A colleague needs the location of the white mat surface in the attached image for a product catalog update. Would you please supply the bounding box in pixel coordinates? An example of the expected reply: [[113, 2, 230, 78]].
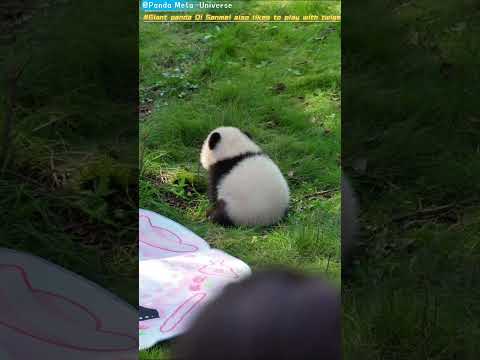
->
[[139, 209, 251, 350]]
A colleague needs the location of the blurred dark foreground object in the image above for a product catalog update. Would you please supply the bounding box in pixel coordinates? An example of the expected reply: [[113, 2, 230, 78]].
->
[[174, 270, 340, 360]]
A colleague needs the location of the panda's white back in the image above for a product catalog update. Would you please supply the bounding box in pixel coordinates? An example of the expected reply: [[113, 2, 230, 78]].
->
[[217, 155, 290, 226]]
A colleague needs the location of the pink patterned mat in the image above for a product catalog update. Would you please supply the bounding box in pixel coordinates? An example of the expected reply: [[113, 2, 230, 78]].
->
[[139, 209, 251, 350]]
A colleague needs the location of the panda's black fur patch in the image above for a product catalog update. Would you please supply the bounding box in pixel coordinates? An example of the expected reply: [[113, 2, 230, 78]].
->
[[208, 132, 221, 150], [242, 130, 253, 139], [206, 199, 234, 227], [207, 151, 264, 203]]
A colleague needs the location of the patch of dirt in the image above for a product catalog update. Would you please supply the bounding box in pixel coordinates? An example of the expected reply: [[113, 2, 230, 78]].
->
[[264, 113, 281, 128], [314, 26, 337, 42], [59, 201, 137, 251], [272, 82, 286, 93], [162, 57, 176, 68], [161, 192, 191, 210], [145, 173, 170, 186], [139, 103, 154, 120]]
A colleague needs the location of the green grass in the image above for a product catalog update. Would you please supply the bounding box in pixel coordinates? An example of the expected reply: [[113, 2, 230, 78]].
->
[[139, 2, 341, 358], [343, 1, 480, 359], [141, 346, 171, 360]]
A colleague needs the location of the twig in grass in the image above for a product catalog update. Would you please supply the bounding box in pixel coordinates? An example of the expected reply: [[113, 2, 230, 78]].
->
[[392, 204, 456, 222], [304, 188, 338, 199], [325, 254, 331, 273]]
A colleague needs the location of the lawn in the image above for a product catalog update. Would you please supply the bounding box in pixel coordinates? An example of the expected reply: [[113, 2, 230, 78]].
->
[[343, 1, 480, 359], [139, 1, 341, 358]]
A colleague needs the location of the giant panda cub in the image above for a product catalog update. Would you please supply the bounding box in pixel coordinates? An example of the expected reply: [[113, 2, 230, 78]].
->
[[200, 127, 290, 227]]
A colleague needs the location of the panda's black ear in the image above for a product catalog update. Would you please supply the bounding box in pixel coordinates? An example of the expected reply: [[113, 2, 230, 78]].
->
[[243, 131, 252, 139], [209, 132, 221, 150]]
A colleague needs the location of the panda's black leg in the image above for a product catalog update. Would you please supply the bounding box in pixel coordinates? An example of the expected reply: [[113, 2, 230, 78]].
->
[[207, 199, 234, 227]]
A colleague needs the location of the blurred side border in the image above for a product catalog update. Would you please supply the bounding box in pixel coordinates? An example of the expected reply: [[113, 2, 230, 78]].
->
[[342, 1, 480, 359], [0, 0, 139, 304]]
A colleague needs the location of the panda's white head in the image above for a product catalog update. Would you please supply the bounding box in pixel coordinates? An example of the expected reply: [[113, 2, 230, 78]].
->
[[200, 127, 261, 169]]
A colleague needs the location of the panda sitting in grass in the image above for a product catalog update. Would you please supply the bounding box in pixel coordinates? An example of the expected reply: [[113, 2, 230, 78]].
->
[[200, 127, 290, 227]]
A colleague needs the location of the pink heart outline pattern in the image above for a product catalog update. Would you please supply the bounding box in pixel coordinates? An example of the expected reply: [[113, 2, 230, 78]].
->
[[138, 210, 251, 349], [139, 215, 199, 254], [139, 252, 243, 335], [159, 292, 207, 333], [198, 260, 241, 279], [0, 264, 137, 352]]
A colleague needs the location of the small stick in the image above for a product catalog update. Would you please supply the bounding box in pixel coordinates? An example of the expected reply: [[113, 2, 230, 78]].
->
[[392, 204, 455, 222], [304, 188, 338, 199]]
